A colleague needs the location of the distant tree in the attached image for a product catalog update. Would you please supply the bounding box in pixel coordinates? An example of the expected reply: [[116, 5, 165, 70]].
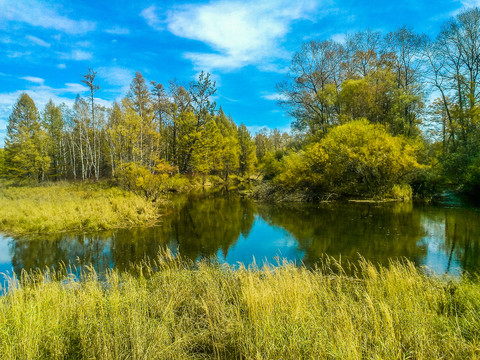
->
[[237, 124, 256, 176], [0, 147, 5, 177], [127, 71, 155, 167], [43, 100, 65, 179], [81, 68, 101, 179], [4, 93, 50, 181]]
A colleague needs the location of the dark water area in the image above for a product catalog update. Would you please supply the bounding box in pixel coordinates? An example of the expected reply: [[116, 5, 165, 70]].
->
[[0, 191, 479, 277]]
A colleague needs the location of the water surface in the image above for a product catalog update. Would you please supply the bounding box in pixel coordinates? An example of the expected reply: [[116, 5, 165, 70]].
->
[[0, 192, 479, 276]]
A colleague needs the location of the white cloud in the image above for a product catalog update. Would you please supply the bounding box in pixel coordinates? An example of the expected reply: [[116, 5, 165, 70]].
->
[[60, 50, 93, 61], [143, 0, 319, 71], [106, 26, 130, 35], [21, 76, 45, 85], [57, 64, 66, 69], [97, 66, 135, 95], [461, 0, 480, 8], [141, 5, 163, 30], [330, 33, 346, 44], [63, 83, 88, 93], [0, 0, 96, 34], [262, 93, 288, 101], [7, 51, 31, 58], [26, 35, 50, 47]]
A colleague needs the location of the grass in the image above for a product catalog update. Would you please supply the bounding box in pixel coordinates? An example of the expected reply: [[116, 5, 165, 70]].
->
[[0, 181, 160, 235], [0, 252, 479, 359]]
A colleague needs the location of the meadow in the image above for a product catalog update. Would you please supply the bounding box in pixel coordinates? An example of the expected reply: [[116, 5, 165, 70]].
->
[[0, 253, 479, 359], [0, 181, 160, 235]]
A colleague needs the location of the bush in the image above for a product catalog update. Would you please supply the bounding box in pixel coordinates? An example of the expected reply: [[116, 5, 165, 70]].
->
[[116, 161, 178, 200], [276, 120, 423, 198]]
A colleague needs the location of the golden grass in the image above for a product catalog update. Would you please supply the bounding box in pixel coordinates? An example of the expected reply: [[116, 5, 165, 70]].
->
[[0, 181, 160, 235], [0, 253, 479, 359]]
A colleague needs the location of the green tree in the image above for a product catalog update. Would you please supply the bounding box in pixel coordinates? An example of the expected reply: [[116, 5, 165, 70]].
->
[[191, 119, 223, 178], [5, 93, 50, 181], [128, 71, 155, 167], [237, 124, 256, 177], [43, 100, 65, 179], [0, 147, 5, 177]]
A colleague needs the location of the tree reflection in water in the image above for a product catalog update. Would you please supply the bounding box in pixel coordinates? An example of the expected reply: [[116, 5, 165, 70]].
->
[[4, 193, 480, 276]]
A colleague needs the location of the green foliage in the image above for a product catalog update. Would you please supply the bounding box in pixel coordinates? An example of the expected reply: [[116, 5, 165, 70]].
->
[[4, 93, 50, 182], [43, 99, 64, 179], [339, 69, 422, 136], [0, 254, 479, 359], [117, 160, 178, 200], [237, 124, 257, 176], [276, 120, 423, 198], [0, 147, 4, 177]]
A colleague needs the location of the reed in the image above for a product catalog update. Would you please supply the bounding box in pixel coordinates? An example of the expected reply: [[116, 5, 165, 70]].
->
[[0, 253, 478, 359]]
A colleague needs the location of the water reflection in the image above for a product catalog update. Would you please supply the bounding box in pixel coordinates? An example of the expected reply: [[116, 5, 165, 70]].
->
[[0, 192, 479, 276]]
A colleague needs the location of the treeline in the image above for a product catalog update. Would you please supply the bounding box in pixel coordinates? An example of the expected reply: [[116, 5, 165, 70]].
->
[[260, 7, 480, 199], [2, 8, 480, 200], [0, 71, 259, 195]]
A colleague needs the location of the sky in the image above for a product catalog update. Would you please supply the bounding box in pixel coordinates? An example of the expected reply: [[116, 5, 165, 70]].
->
[[0, 0, 478, 145]]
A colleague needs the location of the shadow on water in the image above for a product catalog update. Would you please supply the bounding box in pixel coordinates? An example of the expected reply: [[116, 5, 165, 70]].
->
[[0, 191, 479, 277]]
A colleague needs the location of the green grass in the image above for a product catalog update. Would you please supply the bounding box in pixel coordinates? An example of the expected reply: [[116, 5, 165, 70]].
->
[[0, 253, 479, 359], [0, 181, 160, 235]]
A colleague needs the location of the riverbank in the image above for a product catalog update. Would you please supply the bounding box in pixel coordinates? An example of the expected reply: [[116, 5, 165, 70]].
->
[[0, 254, 478, 359], [0, 181, 161, 235]]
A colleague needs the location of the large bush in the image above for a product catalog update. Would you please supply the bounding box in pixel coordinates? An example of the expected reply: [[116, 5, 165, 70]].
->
[[276, 120, 423, 198]]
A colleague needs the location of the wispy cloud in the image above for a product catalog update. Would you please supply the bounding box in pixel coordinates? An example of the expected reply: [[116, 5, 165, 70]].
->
[[7, 51, 31, 58], [97, 66, 135, 95], [106, 26, 130, 35], [262, 93, 288, 101], [60, 50, 93, 61], [21, 76, 45, 85], [0, 1, 96, 34], [141, 5, 164, 30], [26, 35, 50, 47], [460, 0, 480, 8], [143, 0, 320, 71]]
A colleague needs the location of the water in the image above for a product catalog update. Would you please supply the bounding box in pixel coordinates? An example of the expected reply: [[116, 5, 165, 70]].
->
[[0, 191, 479, 277]]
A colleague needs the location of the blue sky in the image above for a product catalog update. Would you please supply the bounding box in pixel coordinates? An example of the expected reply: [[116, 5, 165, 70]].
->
[[0, 0, 477, 145]]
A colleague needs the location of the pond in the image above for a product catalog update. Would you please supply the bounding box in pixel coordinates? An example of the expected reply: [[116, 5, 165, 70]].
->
[[0, 191, 479, 277]]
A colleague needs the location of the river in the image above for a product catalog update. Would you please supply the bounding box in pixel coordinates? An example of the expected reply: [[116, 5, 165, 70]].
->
[[0, 191, 479, 277]]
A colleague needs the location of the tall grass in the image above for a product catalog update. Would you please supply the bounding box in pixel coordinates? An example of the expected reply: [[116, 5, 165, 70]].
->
[[0, 253, 479, 359], [0, 181, 160, 235]]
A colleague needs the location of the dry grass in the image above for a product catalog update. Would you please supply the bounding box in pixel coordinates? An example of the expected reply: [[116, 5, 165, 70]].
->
[[0, 181, 160, 235], [0, 252, 479, 359]]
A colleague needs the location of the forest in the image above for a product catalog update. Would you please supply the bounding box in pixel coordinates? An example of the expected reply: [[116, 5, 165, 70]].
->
[[2, 8, 480, 202]]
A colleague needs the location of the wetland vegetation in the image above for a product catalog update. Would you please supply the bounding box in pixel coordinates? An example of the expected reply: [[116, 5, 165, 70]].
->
[[0, 253, 479, 360]]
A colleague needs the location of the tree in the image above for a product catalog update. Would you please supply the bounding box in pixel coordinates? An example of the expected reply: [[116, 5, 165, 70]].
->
[[127, 71, 155, 167], [189, 71, 217, 130], [43, 100, 65, 179], [0, 147, 5, 177], [237, 124, 256, 177], [277, 40, 344, 137], [81, 68, 101, 179], [4, 93, 50, 181]]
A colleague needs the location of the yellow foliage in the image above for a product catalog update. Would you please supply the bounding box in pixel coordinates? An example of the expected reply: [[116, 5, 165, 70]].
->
[[276, 120, 423, 198]]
